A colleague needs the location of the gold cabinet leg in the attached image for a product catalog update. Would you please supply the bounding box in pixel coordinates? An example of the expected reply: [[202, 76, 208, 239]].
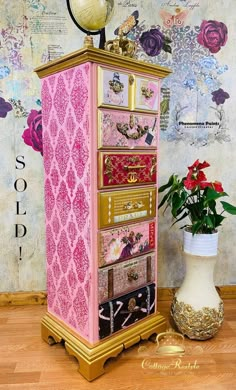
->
[[65, 342, 124, 381], [41, 312, 166, 381]]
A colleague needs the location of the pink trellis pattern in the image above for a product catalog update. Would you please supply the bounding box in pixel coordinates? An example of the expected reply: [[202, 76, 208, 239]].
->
[[73, 184, 89, 232], [55, 130, 70, 177], [45, 179, 55, 221], [50, 167, 60, 187], [66, 165, 76, 196], [52, 211, 60, 238], [42, 80, 52, 126], [57, 230, 71, 274], [72, 129, 89, 179], [54, 75, 69, 125], [49, 117, 58, 138], [58, 276, 71, 319], [73, 288, 89, 331], [56, 181, 71, 226], [66, 111, 76, 144], [74, 236, 89, 283], [46, 225, 56, 265], [71, 69, 88, 123], [42, 63, 92, 339], [43, 131, 54, 176]]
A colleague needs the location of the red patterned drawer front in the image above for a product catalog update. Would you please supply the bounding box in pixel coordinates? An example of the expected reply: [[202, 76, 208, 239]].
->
[[98, 220, 155, 267], [98, 253, 155, 303], [98, 109, 158, 149], [99, 152, 157, 189]]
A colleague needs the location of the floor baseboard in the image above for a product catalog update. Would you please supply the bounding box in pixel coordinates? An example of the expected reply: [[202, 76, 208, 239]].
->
[[0, 286, 235, 306]]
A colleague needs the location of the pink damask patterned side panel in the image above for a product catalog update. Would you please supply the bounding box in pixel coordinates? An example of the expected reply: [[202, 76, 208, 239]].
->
[[42, 63, 94, 341]]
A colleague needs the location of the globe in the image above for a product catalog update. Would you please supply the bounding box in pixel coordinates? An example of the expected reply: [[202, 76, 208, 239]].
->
[[69, 0, 115, 32]]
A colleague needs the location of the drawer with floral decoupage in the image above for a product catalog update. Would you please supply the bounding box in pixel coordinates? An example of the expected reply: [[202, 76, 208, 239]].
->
[[98, 220, 155, 267], [99, 283, 156, 339], [133, 75, 159, 112], [98, 109, 158, 149], [98, 151, 157, 189], [98, 253, 155, 303], [97, 66, 132, 109], [98, 187, 156, 229], [97, 66, 160, 113]]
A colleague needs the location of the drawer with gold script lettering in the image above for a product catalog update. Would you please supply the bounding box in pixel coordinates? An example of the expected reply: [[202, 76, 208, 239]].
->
[[98, 187, 156, 228], [98, 152, 157, 189]]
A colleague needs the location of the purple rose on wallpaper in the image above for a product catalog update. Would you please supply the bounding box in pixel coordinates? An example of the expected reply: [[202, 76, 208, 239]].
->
[[0, 97, 13, 118], [22, 109, 43, 155], [140, 28, 170, 56], [197, 20, 228, 53], [212, 88, 230, 105]]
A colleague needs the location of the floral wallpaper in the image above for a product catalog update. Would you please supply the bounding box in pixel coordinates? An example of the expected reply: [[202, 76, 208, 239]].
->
[[1, 0, 236, 291]]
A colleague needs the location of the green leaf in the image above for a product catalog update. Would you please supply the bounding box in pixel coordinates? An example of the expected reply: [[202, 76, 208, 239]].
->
[[207, 199, 216, 213], [214, 214, 225, 227], [158, 191, 171, 210], [204, 215, 215, 229], [192, 221, 203, 235], [221, 201, 236, 215], [171, 211, 189, 226], [162, 44, 172, 53], [171, 193, 186, 217], [158, 174, 174, 193], [204, 187, 228, 205], [164, 36, 172, 44], [160, 99, 169, 115]]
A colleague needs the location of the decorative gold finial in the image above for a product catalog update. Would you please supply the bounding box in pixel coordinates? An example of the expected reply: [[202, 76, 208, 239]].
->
[[105, 32, 137, 58], [84, 35, 94, 48]]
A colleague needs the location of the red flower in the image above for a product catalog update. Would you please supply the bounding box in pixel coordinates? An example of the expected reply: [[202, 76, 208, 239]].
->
[[212, 181, 224, 192], [184, 160, 210, 190], [188, 159, 210, 170], [200, 180, 224, 192], [197, 20, 228, 53], [22, 109, 43, 155]]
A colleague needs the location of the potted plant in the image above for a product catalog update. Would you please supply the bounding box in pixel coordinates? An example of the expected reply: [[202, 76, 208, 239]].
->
[[158, 159, 236, 339]]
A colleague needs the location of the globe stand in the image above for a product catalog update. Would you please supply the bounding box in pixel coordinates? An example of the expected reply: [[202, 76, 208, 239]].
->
[[66, 0, 107, 50]]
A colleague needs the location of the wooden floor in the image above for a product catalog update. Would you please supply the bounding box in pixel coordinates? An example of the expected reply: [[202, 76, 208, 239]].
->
[[0, 300, 236, 390]]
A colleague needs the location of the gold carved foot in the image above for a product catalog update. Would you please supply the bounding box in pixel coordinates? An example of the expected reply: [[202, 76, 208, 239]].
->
[[41, 312, 166, 381]]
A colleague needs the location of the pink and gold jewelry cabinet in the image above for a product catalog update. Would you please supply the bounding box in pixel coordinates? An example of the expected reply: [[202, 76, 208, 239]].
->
[[35, 47, 171, 381]]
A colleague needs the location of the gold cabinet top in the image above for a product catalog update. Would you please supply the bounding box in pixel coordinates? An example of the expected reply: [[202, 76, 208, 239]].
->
[[35, 47, 171, 79]]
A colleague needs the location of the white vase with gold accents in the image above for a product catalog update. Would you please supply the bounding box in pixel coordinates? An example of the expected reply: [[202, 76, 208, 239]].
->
[[171, 229, 224, 340]]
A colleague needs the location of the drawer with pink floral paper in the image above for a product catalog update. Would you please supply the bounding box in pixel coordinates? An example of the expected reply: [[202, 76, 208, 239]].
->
[[98, 253, 155, 303], [98, 220, 155, 268], [98, 109, 158, 149], [134, 76, 159, 112]]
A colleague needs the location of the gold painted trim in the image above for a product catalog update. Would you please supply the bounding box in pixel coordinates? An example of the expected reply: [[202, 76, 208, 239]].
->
[[35, 47, 172, 79], [41, 311, 166, 381]]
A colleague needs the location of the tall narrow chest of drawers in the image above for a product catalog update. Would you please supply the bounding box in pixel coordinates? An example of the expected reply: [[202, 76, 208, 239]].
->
[[35, 47, 171, 381]]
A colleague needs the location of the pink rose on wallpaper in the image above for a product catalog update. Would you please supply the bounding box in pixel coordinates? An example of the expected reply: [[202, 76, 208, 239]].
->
[[197, 20, 228, 53], [22, 109, 43, 155]]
